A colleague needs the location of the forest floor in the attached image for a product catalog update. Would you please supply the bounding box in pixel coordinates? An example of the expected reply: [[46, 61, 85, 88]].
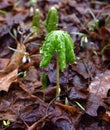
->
[[0, 0, 110, 130]]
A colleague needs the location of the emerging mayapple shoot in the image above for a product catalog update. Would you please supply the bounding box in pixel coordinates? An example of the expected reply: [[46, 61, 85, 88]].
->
[[40, 30, 76, 98], [44, 6, 58, 32], [31, 8, 40, 31]]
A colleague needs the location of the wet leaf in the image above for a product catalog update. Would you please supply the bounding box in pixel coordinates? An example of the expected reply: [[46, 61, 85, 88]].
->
[[78, 113, 110, 130], [0, 69, 17, 91], [54, 101, 79, 116], [0, 0, 14, 10], [86, 93, 104, 116], [25, 66, 38, 82], [69, 87, 88, 101], [89, 70, 110, 98], [0, 58, 10, 70], [0, 43, 26, 73]]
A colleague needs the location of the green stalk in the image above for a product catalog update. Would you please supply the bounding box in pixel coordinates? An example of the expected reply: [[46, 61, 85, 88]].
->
[[41, 72, 47, 101], [56, 54, 60, 100]]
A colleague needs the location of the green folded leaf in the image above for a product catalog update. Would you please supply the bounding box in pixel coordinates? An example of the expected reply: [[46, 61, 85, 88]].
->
[[31, 8, 40, 31], [44, 6, 58, 32], [40, 30, 76, 71]]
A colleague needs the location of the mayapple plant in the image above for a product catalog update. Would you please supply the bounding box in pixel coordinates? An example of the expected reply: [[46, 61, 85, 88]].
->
[[31, 8, 40, 32], [44, 6, 58, 32], [40, 30, 76, 99], [31, 6, 58, 33]]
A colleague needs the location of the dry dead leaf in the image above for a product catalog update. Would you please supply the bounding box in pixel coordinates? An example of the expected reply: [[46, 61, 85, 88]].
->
[[54, 101, 79, 115], [0, 43, 26, 73], [99, 110, 110, 123], [0, 58, 10, 69], [89, 70, 110, 98], [86, 71, 110, 116], [0, 69, 18, 91]]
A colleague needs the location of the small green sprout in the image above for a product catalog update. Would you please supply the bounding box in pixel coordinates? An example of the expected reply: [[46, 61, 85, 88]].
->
[[40, 30, 76, 99], [0, 9, 7, 14], [28, 0, 37, 5], [2, 120, 11, 127], [74, 101, 85, 111], [93, 43, 110, 55], [65, 97, 69, 105], [18, 71, 27, 78], [100, 43, 110, 54], [85, 8, 99, 31], [72, 32, 88, 47], [31, 8, 40, 32], [44, 6, 58, 32]]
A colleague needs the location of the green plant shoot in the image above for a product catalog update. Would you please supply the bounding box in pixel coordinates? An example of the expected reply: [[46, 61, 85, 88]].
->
[[0, 9, 7, 14], [40, 30, 76, 99], [2, 120, 11, 127], [28, 0, 37, 5], [74, 101, 85, 111], [85, 8, 99, 31], [72, 32, 88, 47], [31, 8, 40, 32], [41, 72, 47, 90], [44, 6, 58, 32]]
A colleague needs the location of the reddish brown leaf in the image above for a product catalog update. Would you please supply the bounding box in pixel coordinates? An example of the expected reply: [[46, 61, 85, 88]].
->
[[99, 110, 110, 123], [54, 101, 79, 116], [0, 69, 17, 91], [0, 58, 9, 70], [0, 43, 26, 73], [0, 0, 14, 10]]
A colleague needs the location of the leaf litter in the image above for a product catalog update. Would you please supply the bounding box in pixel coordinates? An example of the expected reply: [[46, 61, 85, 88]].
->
[[0, 0, 110, 129]]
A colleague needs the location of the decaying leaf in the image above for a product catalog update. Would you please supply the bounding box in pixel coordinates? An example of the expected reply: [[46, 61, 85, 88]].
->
[[0, 69, 18, 91], [86, 70, 110, 116], [54, 101, 79, 116], [89, 70, 110, 98], [0, 0, 14, 10], [0, 43, 26, 73], [0, 58, 10, 69], [86, 93, 104, 116]]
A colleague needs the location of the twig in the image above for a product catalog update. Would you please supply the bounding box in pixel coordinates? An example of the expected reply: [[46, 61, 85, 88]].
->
[[82, 58, 93, 80], [28, 115, 49, 130]]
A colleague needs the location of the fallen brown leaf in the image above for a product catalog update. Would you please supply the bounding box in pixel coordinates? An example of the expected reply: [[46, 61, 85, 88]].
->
[[86, 70, 110, 116], [0, 58, 10, 70], [86, 93, 104, 116], [54, 101, 79, 116], [0, 43, 26, 73], [89, 70, 110, 98], [0, 69, 18, 91], [99, 110, 110, 123], [0, 0, 14, 10]]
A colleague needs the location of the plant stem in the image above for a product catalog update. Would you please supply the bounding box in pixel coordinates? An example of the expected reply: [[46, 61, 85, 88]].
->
[[56, 54, 60, 100]]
